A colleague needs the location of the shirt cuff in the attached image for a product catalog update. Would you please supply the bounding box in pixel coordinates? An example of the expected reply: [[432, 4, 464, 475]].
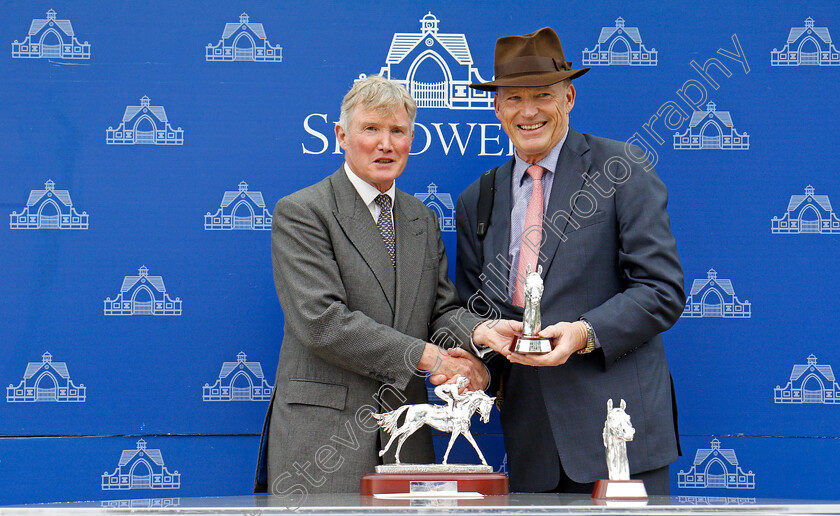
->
[[468, 320, 496, 359]]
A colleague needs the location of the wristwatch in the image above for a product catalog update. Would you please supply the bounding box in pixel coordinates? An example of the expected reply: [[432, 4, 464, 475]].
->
[[577, 318, 596, 355]]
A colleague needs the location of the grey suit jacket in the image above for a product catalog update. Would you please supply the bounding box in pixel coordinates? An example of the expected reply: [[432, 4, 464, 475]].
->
[[255, 167, 481, 494], [456, 128, 685, 491]]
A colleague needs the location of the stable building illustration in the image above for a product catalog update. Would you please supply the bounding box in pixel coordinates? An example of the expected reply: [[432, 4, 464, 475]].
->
[[774, 354, 840, 404], [581, 17, 657, 66], [104, 266, 182, 316], [202, 352, 273, 402], [7, 352, 86, 402], [678, 438, 755, 489], [497, 454, 508, 475], [414, 183, 455, 232], [10, 180, 88, 230], [204, 181, 272, 230], [682, 269, 751, 318], [206, 13, 282, 62], [102, 439, 180, 490], [677, 496, 756, 505], [673, 102, 750, 150], [106, 96, 183, 145], [367, 13, 493, 109], [12, 9, 90, 60], [771, 17, 840, 66], [771, 185, 840, 234], [101, 499, 180, 509]]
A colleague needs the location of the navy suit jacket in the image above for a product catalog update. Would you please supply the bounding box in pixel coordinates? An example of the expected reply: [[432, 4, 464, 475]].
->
[[455, 128, 685, 491]]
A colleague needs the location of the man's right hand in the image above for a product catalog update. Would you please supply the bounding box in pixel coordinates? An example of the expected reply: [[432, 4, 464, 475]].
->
[[419, 343, 489, 391], [472, 319, 522, 357]]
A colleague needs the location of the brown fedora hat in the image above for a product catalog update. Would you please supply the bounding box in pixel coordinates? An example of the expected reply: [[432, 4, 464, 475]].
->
[[470, 27, 589, 91]]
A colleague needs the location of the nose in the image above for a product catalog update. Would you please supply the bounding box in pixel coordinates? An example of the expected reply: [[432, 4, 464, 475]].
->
[[378, 132, 394, 152], [521, 98, 539, 117]]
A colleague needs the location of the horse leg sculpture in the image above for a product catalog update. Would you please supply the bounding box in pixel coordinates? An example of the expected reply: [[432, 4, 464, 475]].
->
[[442, 429, 461, 464], [392, 420, 426, 464], [461, 430, 488, 466], [378, 431, 400, 458]]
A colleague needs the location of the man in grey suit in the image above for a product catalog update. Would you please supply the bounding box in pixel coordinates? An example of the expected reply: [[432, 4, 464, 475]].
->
[[456, 28, 685, 494], [255, 75, 519, 499]]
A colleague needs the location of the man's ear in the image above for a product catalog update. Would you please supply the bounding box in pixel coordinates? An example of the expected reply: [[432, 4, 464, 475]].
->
[[565, 84, 576, 114], [335, 123, 348, 151]]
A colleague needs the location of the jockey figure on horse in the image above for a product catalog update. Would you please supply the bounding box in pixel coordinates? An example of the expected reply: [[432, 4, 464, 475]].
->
[[373, 376, 495, 465]]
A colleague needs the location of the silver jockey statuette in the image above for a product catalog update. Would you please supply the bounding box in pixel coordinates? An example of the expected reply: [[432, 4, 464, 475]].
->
[[372, 376, 495, 473], [514, 264, 552, 354]]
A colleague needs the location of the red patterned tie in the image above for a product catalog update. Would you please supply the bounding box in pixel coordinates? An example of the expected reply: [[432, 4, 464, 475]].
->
[[512, 165, 545, 307]]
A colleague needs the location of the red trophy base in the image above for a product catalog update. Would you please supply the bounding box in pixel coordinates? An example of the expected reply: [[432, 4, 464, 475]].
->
[[591, 479, 648, 500], [360, 472, 508, 496]]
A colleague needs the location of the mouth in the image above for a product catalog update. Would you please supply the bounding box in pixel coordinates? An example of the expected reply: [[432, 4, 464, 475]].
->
[[374, 158, 395, 164], [518, 122, 546, 131]]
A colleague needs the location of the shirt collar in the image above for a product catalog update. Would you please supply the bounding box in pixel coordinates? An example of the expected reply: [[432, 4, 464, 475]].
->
[[344, 163, 396, 207], [514, 127, 569, 185]]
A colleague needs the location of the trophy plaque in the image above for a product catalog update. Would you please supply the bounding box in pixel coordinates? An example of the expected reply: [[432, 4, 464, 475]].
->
[[360, 378, 508, 496], [513, 264, 551, 354], [591, 399, 648, 501]]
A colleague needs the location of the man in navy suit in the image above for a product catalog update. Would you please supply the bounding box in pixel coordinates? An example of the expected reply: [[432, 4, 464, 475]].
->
[[456, 27, 685, 494]]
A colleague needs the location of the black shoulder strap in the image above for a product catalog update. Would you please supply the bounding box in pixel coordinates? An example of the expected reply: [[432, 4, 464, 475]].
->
[[476, 167, 497, 263], [476, 167, 497, 240]]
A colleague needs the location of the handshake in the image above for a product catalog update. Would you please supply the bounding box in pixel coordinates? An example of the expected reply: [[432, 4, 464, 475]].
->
[[418, 319, 519, 392], [419, 318, 593, 391]]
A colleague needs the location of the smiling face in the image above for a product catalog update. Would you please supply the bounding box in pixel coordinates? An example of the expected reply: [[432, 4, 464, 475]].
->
[[495, 81, 575, 164], [336, 102, 413, 193]]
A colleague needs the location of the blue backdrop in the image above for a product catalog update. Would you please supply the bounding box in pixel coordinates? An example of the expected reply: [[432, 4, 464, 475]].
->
[[2, 0, 840, 505]]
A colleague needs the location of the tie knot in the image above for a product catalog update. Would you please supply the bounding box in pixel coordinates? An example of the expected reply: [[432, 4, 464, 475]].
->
[[374, 194, 392, 210], [526, 165, 544, 181]]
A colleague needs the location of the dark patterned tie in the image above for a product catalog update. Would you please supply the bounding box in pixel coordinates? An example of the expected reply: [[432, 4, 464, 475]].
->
[[374, 194, 396, 268]]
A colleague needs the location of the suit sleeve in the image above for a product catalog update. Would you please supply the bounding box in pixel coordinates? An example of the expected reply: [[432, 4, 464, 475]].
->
[[273, 196, 427, 390], [426, 212, 484, 349], [455, 188, 510, 392], [581, 159, 686, 366]]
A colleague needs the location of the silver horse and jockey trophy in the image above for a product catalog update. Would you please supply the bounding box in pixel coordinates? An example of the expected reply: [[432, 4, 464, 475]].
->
[[592, 398, 648, 501], [360, 376, 509, 495], [373, 376, 494, 470], [514, 264, 552, 354]]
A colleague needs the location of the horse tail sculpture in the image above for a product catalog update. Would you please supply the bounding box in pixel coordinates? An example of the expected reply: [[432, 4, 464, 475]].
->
[[372, 405, 410, 434]]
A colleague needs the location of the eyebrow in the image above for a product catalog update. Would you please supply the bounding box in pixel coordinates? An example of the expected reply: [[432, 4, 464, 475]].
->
[[357, 120, 409, 131]]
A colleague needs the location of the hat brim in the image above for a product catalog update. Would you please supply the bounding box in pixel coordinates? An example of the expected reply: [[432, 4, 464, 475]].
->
[[469, 67, 589, 91]]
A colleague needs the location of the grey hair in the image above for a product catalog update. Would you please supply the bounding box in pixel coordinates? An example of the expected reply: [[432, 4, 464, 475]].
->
[[339, 75, 417, 134]]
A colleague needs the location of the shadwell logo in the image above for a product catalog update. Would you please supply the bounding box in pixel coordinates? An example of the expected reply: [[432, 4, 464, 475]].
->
[[301, 13, 512, 158]]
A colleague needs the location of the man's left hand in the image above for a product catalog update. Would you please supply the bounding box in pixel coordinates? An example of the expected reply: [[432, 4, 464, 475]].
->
[[507, 321, 587, 367]]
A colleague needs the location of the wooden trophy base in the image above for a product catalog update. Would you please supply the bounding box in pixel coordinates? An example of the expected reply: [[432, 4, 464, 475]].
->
[[361, 471, 508, 496], [591, 478, 648, 500], [513, 335, 551, 354]]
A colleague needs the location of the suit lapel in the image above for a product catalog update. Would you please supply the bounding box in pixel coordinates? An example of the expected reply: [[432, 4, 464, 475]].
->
[[540, 128, 592, 279], [393, 192, 426, 332], [331, 168, 397, 313], [485, 158, 519, 311]]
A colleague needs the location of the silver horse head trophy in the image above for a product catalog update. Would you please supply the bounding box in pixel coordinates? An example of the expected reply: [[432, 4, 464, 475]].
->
[[522, 263, 543, 336], [603, 398, 635, 481], [514, 264, 551, 353]]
